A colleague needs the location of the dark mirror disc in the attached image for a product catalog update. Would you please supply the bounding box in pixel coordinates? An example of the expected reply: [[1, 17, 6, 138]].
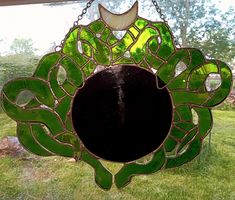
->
[[72, 65, 173, 162]]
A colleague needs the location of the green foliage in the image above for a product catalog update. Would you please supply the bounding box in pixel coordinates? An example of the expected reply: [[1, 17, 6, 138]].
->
[[0, 54, 39, 88], [145, 0, 235, 66], [187, 7, 235, 65], [0, 37, 39, 90], [10, 38, 37, 56]]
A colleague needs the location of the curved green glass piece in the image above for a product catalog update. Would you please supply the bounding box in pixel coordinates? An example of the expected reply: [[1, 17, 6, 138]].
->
[[0, 16, 233, 190]]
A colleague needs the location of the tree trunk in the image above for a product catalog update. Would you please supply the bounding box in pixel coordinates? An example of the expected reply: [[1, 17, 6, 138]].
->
[[180, 24, 188, 47], [180, 0, 190, 47]]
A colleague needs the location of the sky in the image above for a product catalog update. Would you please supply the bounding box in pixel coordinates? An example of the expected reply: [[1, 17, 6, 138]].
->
[[0, 0, 234, 55]]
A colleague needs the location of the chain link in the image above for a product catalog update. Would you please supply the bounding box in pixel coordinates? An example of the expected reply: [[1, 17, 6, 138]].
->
[[55, 0, 95, 51], [152, 0, 181, 47], [152, 0, 168, 24]]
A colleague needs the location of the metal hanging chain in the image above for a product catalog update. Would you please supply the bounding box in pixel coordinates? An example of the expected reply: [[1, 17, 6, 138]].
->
[[55, 0, 95, 51], [152, 0, 168, 24], [152, 0, 181, 47], [74, 0, 95, 26]]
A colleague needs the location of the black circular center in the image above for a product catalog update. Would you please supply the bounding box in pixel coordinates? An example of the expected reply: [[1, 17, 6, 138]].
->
[[72, 65, 172, 162]]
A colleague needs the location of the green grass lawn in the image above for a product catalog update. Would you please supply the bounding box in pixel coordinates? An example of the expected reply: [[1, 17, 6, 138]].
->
[[0, 110, 235, 200]]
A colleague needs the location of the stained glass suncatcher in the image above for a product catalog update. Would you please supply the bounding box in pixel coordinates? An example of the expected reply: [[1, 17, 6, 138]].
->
[[0, 1, 233, 190]]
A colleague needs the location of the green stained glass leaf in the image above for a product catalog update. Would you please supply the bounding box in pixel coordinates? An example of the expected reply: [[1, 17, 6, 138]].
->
[[108, 33, 119, 45], [140, 60, 149, 69], [32, 124, 74, 157], [146, 53, 163, 69], [62, 80, 77, 96], [158, 49, 189, 85], [113, 57, 133, 65], [82, 61, 96, 77], [149, 37, 159, 53], [17, 123, 52, 156], [172, 91, 209, 106], [189, 63, 218, 91], [175, 105, 193, 122], [170, 127, 186, 139], [34, 52, 61, 79], [60, 57, 83, 87], [56, 132, 80, 152], [2, 94, 64, 135], [80, 28, 110, 65], [164, 137, 178, 152], [3, 78, 54, 108], [177, 128, 197, 153], [112, 33, 134, 60], [89, 20, 105, 33], [166, 136, 201, 168], [82, 42, 92, 57], [63, 28, 87, 66], [55, 96, 72, 122], [81, 151, 113, 190], [115, 148, 165, 188], [65, 114, 74, 132], [49, 67, 66, 98], [129, 26, 139, 38], [204, 61, 233, 107], [174, 122, 195, 132], [152, 23, 175, 60], [130, 28, 158, 63], [193, 107, 212, 138], [25, 98, 41, 109], [101, 28, 111, 42], [173, 110, 180, 122], [134, 18, 148, 30]]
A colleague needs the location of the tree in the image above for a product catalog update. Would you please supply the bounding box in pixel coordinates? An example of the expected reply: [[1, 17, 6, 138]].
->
[[0, 38, 39, 89], [0, 54, 39, 87], [10, 38, 37, 56], [155, 0, 235, 66], [47, 42, 57, 53]]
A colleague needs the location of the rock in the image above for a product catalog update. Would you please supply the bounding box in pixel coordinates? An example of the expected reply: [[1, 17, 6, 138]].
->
[[0, 136, 27, 157]]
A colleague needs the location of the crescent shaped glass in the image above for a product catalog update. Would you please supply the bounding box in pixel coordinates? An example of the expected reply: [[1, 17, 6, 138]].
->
[[0, 2, 233, 190]]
